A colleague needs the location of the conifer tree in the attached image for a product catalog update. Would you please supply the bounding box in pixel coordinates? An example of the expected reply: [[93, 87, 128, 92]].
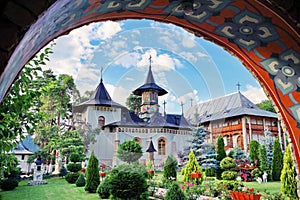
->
[[85, 151, 100, 193], [249, 140, 260, 166], [272, 138, 283, 181], [280, 144, 298, 199], [182, 151, 202, 184], [259, 145, 269, 172], [165, 181, 187, 200], [164, 155, 177, 181], [216, 136, 226, 179]]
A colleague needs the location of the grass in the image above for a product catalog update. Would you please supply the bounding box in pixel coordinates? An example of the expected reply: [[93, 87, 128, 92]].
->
[[244, 181, 281, 194], [0, 177, 99, 200]]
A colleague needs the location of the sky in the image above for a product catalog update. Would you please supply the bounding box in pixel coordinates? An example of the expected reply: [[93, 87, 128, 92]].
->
[[43, 19, 268, 114]]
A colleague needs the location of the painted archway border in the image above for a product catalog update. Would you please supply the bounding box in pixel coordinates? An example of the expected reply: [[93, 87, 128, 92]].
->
[[1, 0, 300, 168]]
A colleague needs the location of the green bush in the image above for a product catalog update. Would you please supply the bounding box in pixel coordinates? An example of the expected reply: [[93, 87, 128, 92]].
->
[[221, 171, 238, 180], [75, 173, 86, 187], [69, 153, 82, 163], [65, 172, 80, 184], [165, 181, 187, 200], [117, 140, 142, 163], [97, 177, 111, 199], [109, 164, 148, 199], [220, 157, 236, 170], [67, 163, 82, 173], [0, 178, 19, 191], [59, 166, 68, 177], [251, 168, 262, 178], [217, 180, 243, 191], [164, 155, 177, 181], [85, 151, 100, 193]]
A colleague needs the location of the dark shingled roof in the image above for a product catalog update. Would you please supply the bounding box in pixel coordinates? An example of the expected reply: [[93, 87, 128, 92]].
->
[[146, 140, 157, 152], [73, 78, 125, 112], [132, 65, 167, 96], [186, 92, 278, 123]]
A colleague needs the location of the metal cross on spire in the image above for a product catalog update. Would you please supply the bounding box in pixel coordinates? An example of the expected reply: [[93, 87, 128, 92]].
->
[[100, 67, 103, 82], [149, 55, 152, 68], [236, 82, 241, 92], [181, 102, 184, 116], [163, 100, 167, 116]]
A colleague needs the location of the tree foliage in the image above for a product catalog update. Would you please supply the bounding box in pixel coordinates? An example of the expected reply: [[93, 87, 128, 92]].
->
[[216, 136, 227, 161], [163, 155, 178, 181], [165, 181, 187, 200], [85, 151, 100, 193], [259, 145, 269, 172], [280, 144, 298, 199], [182, 151, 203, 184], [272, 138, 283, 181], [249, 140, 260, 165], [125, 94, 142, 112], [117, 140, 142, 163], [256, 100, 276, 113]]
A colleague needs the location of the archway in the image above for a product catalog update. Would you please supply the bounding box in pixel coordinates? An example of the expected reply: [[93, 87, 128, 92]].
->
[[1, 1, 300, 172]]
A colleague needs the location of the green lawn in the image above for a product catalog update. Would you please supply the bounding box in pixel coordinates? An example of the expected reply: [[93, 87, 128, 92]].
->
[[244, 181, 281, 194], [0, 178, 99, 200]]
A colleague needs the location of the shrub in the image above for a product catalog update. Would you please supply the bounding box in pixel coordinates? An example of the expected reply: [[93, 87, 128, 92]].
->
[[97, 177, 111, 199], [67, 163, 82, 173], [69, 153, 82, 163], [221, 171, 238, 180], [165, 181, 187, 200], [272, 138, 283, 181], [85, 151, 100, 193], [251, 168, 262, 179], [217, 180, 243, 191], [59, 166, 68, 177], [164, 155, 177, 181], [75, 173, 86, 187], [182, 151, 203, 185], [249, 140, 260, 165], [0, 178, 18, 191], [65, 172, 80, 184], [117, 140, 142, 163], [220, 157, 236, 170], [109, 164, 148, 199]]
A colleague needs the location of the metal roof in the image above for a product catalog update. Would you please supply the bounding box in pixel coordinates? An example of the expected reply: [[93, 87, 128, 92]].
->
[[186, 92, 278, 123]]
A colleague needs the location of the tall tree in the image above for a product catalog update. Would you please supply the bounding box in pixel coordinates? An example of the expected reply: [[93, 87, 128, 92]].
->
[[281, 144, 298, 199], [256, 100, 276, 113], [272, 138, 283, 181], [259, 145, 269, 172], [182, 151, 203, 184], [0, 47, 52, 178], [125, 94, 142, 112], [85, 151, 100, 193], [216, 136, 226, 179], [249, 140, 260, 166]]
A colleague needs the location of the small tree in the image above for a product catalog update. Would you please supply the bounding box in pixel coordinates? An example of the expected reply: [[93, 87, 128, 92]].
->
[[117, 140, 142, 164], [164, 155, 177, 181], [182, 151, 202, 184], [85, 151, 100, 193], [259, 145, 269, 172], [249, 140, 260, 166], [165, 181, 187, 200], [281, 144, 298, 199], [216, 136, 226, 179], [272, 138, 283, 181], [75, 173, 86, 187], [231, 147, 245, 160]]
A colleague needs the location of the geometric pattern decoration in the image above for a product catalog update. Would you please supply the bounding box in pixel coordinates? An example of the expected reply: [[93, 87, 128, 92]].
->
[[1, 0, 300, 169]]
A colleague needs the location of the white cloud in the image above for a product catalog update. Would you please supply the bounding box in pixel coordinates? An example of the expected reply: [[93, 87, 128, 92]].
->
[[92, 21, 122, 40], [179, 51, 198, 62], [182, 35, 196, 48], [106, 84, 131, 106], [114, 52, 139, 68], [242, 84, 268, 104]]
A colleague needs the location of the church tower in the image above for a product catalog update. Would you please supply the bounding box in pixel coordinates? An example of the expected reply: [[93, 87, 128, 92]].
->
[[133, 56, 168, 122]]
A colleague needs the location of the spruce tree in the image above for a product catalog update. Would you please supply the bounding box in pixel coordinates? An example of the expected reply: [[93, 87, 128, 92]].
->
[[165, 181, 187, 200], [259, 145, 269, 172], [249, 140, 260, 166], [85, 151, 100, 193], [182, 151, 202, 184], [280, 144, 298, 199], [231, 147, 245, 160], [164, 155, 177, 181], [272, 138, 283, 181]]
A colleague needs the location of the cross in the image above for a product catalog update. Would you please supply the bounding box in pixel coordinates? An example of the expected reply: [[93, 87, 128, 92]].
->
[[181, 102, 184, 116], [236, 82, 241, 92], [149, 55, 152, 67], [163, 100, 167, 116], [100, 67, 103, 82]]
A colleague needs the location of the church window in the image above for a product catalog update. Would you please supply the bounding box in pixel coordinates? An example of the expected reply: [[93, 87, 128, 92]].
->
[[98, 116, 105, 129], [158, 138, 167, 155]]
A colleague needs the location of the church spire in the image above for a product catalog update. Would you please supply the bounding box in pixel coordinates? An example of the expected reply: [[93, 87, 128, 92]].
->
[[145, 55, 155, 84]]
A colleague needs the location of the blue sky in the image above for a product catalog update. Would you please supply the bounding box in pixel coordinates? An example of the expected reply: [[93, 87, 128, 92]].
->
[[44, 19, 267, 114]]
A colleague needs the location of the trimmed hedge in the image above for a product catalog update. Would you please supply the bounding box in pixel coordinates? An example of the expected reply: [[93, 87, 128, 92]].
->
[[67, 163, 82, 173], [75, 173, 86, 187], [0, 178, 19, 191], [65, 172, 80, 184], [97, 177, 111, 199], [221, 171, 238, 180]]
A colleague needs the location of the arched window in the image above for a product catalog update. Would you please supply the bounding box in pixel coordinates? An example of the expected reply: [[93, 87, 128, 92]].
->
[[134, 137, 142, 145], [98, 116, 105, 129], [158, 138, 167, 155]]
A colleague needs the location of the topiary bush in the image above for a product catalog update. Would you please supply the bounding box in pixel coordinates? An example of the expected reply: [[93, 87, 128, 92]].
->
[[117, 140, 142, 164], [67, 163, 82, 173], [69, 153, 82, 163], [165, 181, 187, 200], [97, 177, 111, 199], [220, 157, 236, 170], [65, 172, 80, 184], [85, 151, 100, 193], [0, 178, 18, 191], [221, 171, 238, 180], [217, 180, 243, 191], [59, 166, 68, 177], [109, 164, 148, 199], [75, 173, 86, 187]]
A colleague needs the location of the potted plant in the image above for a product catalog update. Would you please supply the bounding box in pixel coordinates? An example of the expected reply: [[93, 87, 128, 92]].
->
[[190, 171, 202, 179], [230, 187, 261, 200]]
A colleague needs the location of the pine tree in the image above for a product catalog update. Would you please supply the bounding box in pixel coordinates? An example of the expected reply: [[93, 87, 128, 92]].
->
[[231, 147, 245, 160], [265, 136, 274, 165], [280, 144, 298, 199], [249, 140, 260, 166], [182, 151, 202, 184], [217, 136, 226, 162], [85, 151, 100, 193], [259, 145, 269, 172], [164, 155, 177, 181], [272, 138, 283, 181], [76, 173, 86, 187]]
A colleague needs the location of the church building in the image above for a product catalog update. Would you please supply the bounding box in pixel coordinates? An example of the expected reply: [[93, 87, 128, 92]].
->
[[73, 60, 193, 167]]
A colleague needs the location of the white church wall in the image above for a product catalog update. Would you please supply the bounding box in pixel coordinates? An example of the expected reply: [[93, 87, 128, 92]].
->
[[87, 107, 122, 129]]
